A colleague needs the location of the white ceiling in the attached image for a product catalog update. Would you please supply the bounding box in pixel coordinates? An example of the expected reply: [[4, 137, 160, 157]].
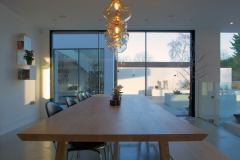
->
[[0, 0, 239, 31]]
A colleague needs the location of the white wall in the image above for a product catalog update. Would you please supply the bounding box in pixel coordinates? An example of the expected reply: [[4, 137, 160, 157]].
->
[[195, 29, 221, 117], [0, 3, 40, 135]]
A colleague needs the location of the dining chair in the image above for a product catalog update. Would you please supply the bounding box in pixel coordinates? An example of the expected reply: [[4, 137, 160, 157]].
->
[[85, 92, 92, 98], [65, 97, 77, 108], [45, 102, 108, 160], [77, 93, 87, 102]]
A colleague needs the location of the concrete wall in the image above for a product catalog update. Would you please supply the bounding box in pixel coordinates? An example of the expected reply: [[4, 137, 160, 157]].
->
[[118, 67, 190, 95], [118, 67, 229, 97], [0, 3, 40, 135]]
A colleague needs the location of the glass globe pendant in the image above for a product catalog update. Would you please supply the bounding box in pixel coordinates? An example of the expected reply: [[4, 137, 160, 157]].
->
[[105, 31, 129, 47], [103, 0, 131, 53], [108, 43, 127, 53], [102, 0, 132, 24]]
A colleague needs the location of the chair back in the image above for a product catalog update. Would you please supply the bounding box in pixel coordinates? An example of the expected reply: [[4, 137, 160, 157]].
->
[[86, 92, 92, 98], [65, 97, 77, 107], [77, 93, 86, 102], [45, 102, 63, 118]]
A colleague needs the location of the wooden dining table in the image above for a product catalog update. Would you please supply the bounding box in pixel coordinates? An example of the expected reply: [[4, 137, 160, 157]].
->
[[17, 94, 208, 160]]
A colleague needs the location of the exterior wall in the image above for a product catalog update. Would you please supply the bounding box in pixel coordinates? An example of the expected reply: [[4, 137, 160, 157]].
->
[[118, 67, 190, 95], [118, 67, 228, 97], [0, 3, 40, 135]]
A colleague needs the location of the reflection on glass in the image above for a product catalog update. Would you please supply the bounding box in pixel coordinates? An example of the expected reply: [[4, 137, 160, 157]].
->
[[199, 82, 240, 136], [79, 49, 104, 96], [54, 49, 104, 103], [55, 50, 79, 102]]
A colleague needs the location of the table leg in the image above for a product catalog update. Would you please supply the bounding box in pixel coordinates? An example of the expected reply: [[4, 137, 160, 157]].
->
[[158, 141, 170, 160], [112, 142, 119, 160], [55, 141, 68, 160]]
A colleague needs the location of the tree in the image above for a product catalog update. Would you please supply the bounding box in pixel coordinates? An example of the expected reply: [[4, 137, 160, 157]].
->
[[169, 35, 211, 118], [221, 32, 240, 81], [168, 33, 190, 62], [133, 52, 153, 62], [230, 33, 240, 56], [220, 49, 231, 60], [86, 58, 104, 94], [118, 55, 131, 62]]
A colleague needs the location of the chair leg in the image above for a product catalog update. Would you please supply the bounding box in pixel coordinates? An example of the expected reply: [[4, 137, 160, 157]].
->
[[71, 151, 74, 160], [92, 149, 102, 160], [104, 147, 108, 160], [76, 151, 80, 160], [107, 143, 111, 160]]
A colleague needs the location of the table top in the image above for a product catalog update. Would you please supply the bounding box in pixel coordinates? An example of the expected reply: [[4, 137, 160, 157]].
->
[[18, 94, 208, 142]]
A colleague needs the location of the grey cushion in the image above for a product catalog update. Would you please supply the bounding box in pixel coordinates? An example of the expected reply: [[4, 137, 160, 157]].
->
[[233, 114, 240, 123]]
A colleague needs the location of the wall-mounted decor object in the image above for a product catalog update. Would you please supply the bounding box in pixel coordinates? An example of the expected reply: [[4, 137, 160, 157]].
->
[[17, 34, 37, 80], [18, 65, 36, 80], [24, 50, 34, 65], [17, 35, 31, 65]]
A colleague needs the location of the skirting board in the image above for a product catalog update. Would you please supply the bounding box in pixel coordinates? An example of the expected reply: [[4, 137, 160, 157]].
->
[[0, 113, 40, 136]]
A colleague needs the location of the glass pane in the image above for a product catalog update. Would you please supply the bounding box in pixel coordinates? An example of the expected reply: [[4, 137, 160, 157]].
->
[[99, 32, 115, 94], [146, 32, 191, 116], [118, 32, 146, 95], [54, 50, 79, 102], [198, 82, 240, 132]]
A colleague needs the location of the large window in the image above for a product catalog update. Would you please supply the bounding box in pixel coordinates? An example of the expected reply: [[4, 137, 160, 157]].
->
[[117, 32, 192, 95], [51, 31, 194, 110], [146, 32, 190, 96]]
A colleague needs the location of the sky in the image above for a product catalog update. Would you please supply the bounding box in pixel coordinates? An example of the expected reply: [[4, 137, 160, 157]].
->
[[118, 32, 238, 62], [119, 32, 181, 62], [220, 33, 237, 57]]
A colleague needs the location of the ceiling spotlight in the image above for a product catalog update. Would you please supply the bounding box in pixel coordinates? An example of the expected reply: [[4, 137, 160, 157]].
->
[[145, 19, 148, 21], [60, 15, 66, 19], [99, 19, 102, 21], [53, 20, 57, 21], [168, 15, 174, 18], [230, 22, 233, 24]]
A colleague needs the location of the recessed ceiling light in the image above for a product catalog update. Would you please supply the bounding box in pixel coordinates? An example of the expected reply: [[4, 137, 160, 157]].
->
[[60, 15, 66, 19], [168, 15, 174, 18], [53, 20, 57, 21], [230, 22, 233, 24], [145, 19, 148, 21], [99, 19, 102, 21]]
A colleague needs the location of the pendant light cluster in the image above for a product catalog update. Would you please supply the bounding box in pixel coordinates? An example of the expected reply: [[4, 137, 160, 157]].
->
[[102, 0, 132, 53]]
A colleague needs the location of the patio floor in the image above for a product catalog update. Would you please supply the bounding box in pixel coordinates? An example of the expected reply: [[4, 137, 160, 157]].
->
[[147, 96, 187, 116]]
